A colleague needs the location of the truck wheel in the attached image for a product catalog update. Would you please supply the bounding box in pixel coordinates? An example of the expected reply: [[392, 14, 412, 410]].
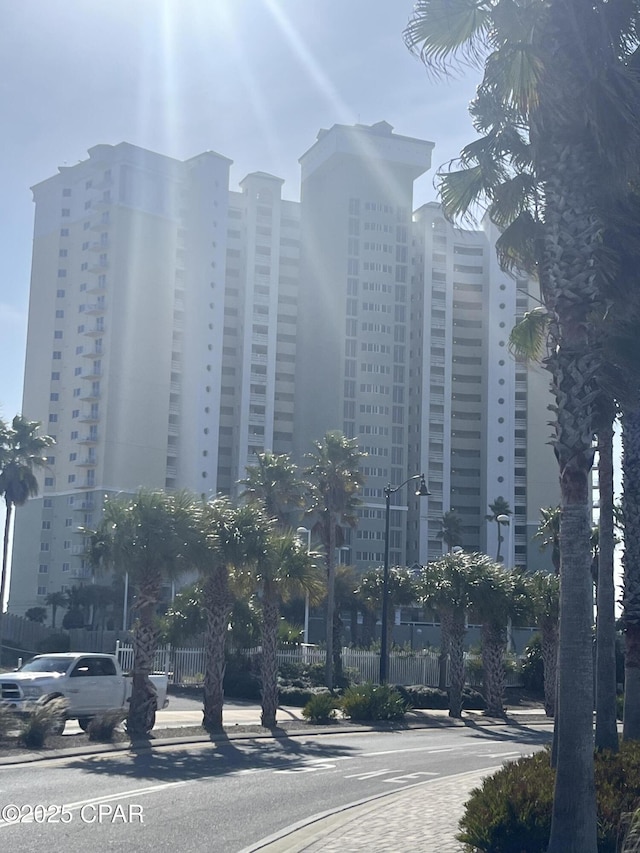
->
[[77, 717, 92, 732]]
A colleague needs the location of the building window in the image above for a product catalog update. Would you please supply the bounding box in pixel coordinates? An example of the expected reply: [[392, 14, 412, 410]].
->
[[61, 209, 70, 217], [44, 477, 54, 487], [48, 414, 57, 423], [37, 586, 47, 596], [40, 543, 50, 552], [68, 474, 76, 483], [62, 563, 70, 573], [65, 518, 73, 527], [56, 289, 65, 298]]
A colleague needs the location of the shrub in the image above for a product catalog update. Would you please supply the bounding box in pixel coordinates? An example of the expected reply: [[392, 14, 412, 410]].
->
[[302, 692, 339, 723], [278, 685, 331, 707], [458, 742, 640, 853], [0, 705, 17, 740], [87, 710, 126, 742], [393, 685, 486, 711], [36, 632, 71, 654], [19, 698, 68, 749], [223, 658, 261, 701], [520, 635, 544, 695], [618, 694, 625, 721], [340, 682, 407, 722]]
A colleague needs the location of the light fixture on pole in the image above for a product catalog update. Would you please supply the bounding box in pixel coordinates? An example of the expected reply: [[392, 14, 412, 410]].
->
[[496, 514, 511, 565], [296, 526, 311, 645], [380, 474, 430, 684]]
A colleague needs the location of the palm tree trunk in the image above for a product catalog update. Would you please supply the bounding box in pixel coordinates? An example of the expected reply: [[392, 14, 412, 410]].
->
[[481, 622, 506, 718], [202, 573, 231, 732], [0, 501, 14, 656], [541, 617, 558, 718], [325, 517, 336, 689], [260, 585, 279, 729], [127, 584, 160, 737], [623, 403, 640, 740], [362, 609, 376, 648], [447, 610, 466, 719], [438, 614, 451, 692], [333, 608, 344, 687], [595, 418, 619, 752]]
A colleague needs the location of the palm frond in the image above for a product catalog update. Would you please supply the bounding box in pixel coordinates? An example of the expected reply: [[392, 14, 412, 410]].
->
[[495, 211, 541, 273], [508, 306, 549, 362], [403, 0, 493, 79]]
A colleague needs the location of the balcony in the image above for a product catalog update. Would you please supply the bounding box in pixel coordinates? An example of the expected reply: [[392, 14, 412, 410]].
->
[[79, 391, 101, 403], [84, 302, 106, 315], [83, 324, 106, 337], [90, 240, 110, 252], [251, 353, 268, 365], [90, 260, 109, 274], [77, 456, 97, 467], [73, 499, 95, 511], [252, 333, 269, 345], [70, 567, 93, 580], [82, 346, 104, 358], [77, 434, 99, 445], [81, 368, 102, 381], [78, 414, 100, 425]]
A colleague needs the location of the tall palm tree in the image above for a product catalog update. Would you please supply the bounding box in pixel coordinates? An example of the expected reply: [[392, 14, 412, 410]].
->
[[0, 415, 54, 649], [526, 571, 560, 718], [256, 530, 324, 727], [534, 506, 561, 575], [485, 497, 511, 563], [197, 498, 272, 732], [438, 510, 463, 553], [45, 590, 67, 629], [472, 559, 525, 719], [404, 4, 640, 847], [85, 489, 195, 736], [357, 565, 418, 667], [416, 552, 488, 718], [304, 431, 365, 689], [238, 451, 306, 527]]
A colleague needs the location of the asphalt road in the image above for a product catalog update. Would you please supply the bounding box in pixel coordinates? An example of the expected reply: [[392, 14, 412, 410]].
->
[[0, 725, 551, 851]]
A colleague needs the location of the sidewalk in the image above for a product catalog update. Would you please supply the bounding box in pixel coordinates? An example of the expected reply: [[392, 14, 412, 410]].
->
[[242, 766, 501, 853]]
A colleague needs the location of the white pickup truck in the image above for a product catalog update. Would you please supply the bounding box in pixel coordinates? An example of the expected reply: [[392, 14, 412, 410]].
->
[[0, 652, 169, 733]]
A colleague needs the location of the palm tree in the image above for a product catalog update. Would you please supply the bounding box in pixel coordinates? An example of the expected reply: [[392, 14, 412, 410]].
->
[[304, 431, 365, 689], [417, 553, 490, 718], [357, 565, 417, 668], [623, 404, 640, 740], [0, 415, 54, 648], [472, 559, 525, 719], [45, 591, 67, 629], [255, 529, 324, 727], [485, 497, 511, 563], [238, 451, 306, 527], [526, 571, 560, 718], [85, 489, 195, 736], [438, 510, 463, 553], [197, 498, 272, 732], [404, 4, 640, 847], [534, 506, 561, 575]]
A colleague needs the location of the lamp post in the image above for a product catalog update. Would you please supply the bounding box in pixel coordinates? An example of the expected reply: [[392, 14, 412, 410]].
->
[[379, 474, 430, 683], [296, 526, 311, 645], [496, 514, 511, 566]]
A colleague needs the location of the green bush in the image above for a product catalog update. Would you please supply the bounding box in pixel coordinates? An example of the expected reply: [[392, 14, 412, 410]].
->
[[520, 635, 544, 695], [36, 632, 71, 654], [340, 682, 407, 722], [302, 692, 339, 723], [618, 694, 625, 721], [87, 710, 126, 742], [19, 698, 68, 749], [458, 742, 640, 853], [0, 706, 16, 740], [393, 685, 486, 711], [278, 685, 331, 707]]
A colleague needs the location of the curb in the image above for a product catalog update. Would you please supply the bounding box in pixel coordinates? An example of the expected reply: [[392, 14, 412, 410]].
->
[[0, 711, 550, 767]]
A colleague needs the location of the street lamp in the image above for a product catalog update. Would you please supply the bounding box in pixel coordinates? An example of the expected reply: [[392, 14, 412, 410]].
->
[[380, 474, 430, 683], [296, 526, 311, 645], [496, 514, 511, 565]]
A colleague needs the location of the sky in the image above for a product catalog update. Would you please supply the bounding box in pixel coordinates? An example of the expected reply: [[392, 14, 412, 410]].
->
[[0, 0, 481, 425]]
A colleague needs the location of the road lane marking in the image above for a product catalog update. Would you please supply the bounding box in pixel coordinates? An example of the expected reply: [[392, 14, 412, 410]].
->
[[344, 769, 392, 780], [362, 746, 458, 757], [0, 781, 188, 827], [384, 771, 439, 783]]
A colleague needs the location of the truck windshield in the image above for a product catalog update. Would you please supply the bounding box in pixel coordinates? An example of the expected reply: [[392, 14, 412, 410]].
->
[[19, 657, 70, 674]]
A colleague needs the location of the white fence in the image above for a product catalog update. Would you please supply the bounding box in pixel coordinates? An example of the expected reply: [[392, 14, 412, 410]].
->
[[115, 642, 522, 689]]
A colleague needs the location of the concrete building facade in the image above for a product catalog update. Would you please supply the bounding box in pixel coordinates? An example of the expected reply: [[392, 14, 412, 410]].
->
[[8, 123, 558, 618]]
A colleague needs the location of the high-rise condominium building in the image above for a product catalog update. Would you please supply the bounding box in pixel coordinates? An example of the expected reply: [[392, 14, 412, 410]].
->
[[8, 123, 558, 617]]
